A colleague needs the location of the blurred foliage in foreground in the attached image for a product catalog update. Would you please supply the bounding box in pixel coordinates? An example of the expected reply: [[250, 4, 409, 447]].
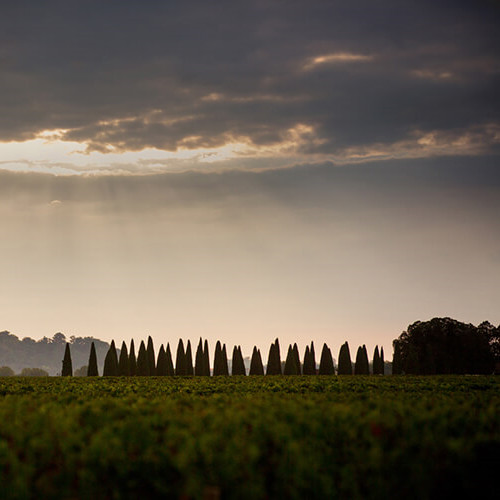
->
[[0, 376, 498, 499]]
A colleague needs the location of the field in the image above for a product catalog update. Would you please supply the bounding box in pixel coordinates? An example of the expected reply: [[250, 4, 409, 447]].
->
[[0, 376, 498, 499]]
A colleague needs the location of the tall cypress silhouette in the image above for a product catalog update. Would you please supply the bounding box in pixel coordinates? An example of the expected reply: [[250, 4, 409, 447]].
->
[[232, 345, 246, 375], [118, 341, 130, 376], [284, 345, 299, 375], [103, 340, 119, 376], [318, 343, 335, 375], [185, 340, 194, 376], [129, 339, 137, 376], [87, 342, 99, 376], [213, 341, 223, 375], [195, 338, 204, 376], [175, 339, 186, 376], [221, 344, 229, 375], [147, 336, 156, 376], [136, 340, 149, 376], [293, 343, 301, 375], [310, 341, 317, 374], [303, 345, 314, 375], [373, 346, 381, 375], [62, 343, 73, 376], [203, 339, 210, 376], [380, 347, 385, 375], [354, 345, 370, 375], [338, 342, 353, 375], [165, 343, 175, 376], [249, 347, 264, 375], [156, 345, 167, 376], [266, 339, 282, 375]]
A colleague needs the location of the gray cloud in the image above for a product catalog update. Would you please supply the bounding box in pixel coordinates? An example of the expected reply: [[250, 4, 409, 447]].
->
[[0, 1, 499, 159]]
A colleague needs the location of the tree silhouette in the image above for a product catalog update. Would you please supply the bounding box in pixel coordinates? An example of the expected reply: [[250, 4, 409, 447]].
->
[[292, 343, 301, 375], [354, 345, 369, 375], [129, 339, 137, 376], [249, 347, 264, 375], [175, 339, 186, 376], [380, 347, 385, 375], [62, 343, 73, 376], [337, 342, 353, 375], [221, 344, 229, 375], [147, 336, 156, 376], [165, 343, 175, 376], [232, 345, 246, 375], [318, 343, 335, 375], [213, 341, 229, 375], [310, 342, 316, 374], [194, 338, 204, 376], [284, 345, 299, 375], [266, 339, 282, 375], [136, 341, 149, 376], [156, 345, 167, 376], [118, 341, 129, 376], [87, 342, 99, 376], [203, 339, 210, 376], [185, 340, 194, 376], [373, 346, 381, 375], [103, 340, 118, 376]]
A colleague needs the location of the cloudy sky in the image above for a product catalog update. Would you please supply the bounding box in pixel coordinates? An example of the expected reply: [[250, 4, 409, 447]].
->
[[1, 1, 499, 361]]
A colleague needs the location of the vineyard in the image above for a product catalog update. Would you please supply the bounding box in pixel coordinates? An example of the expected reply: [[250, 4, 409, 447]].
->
[[0, 376, 498, 499]]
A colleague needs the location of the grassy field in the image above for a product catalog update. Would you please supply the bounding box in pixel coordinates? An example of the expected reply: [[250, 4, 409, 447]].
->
[[0, 376, 498, 499]]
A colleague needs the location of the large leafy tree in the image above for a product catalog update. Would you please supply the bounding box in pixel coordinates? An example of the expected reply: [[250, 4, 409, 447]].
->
[[393, 317, 495, 374]]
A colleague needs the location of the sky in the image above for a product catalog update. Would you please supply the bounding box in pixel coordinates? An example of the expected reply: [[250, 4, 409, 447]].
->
[[1, 1, 499, 361]]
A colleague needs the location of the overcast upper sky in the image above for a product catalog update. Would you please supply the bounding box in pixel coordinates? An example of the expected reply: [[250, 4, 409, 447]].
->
[[1, 1, 499, 362]]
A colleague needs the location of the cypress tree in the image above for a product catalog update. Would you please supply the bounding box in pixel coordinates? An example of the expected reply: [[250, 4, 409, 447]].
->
[[293, 343, 301, 375], [203, 339, 210, 376], [129, 339, 137, 376], [222, 344, 229, 375], [338, 342, 353, 375], [185, 340, 194, 376], [213, 341, 222, 375], [103, 340, 119, 376], [373, 346, 381, 375], [118, 341, 130, 376], [232, 345, 246, 375], [354, 345, 370, 375], [372, 345, 380, 375], [310, 341, 317, 374], [380, 347, 385, 375], [303, 345, 314, 375], [156, 345, 167, 376], [318, 343, 335, 375], [147, 336, 156, 376], [165, 343, 175, 376], [266, 338, 282, 375], [284, 345, 299, 375], [136, 340, 149, 376], [62, 343, 73, 376], [175, 339, 186, 376], [249, 347, 264, 375], [87, 342, 99, 376], [194, 338, 204, 376]]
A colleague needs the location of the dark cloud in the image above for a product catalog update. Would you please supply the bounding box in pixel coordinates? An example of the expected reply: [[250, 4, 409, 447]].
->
[[0, 1, 499, 157]]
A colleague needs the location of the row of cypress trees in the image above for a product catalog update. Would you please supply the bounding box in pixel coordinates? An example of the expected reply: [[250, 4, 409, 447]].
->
[[64, 337, 385, 377]]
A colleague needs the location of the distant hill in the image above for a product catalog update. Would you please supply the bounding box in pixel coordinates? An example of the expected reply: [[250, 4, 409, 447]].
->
[[0, 331, 111, 375]]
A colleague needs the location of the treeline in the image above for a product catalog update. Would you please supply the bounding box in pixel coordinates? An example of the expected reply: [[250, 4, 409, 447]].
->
[[61, 337, 386, 377], [0, 331, 110, 375], [393, 318, 499, 375]]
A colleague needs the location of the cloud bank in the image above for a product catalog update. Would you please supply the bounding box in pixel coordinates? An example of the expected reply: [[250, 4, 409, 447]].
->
[[0, 0, 498, 171]]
